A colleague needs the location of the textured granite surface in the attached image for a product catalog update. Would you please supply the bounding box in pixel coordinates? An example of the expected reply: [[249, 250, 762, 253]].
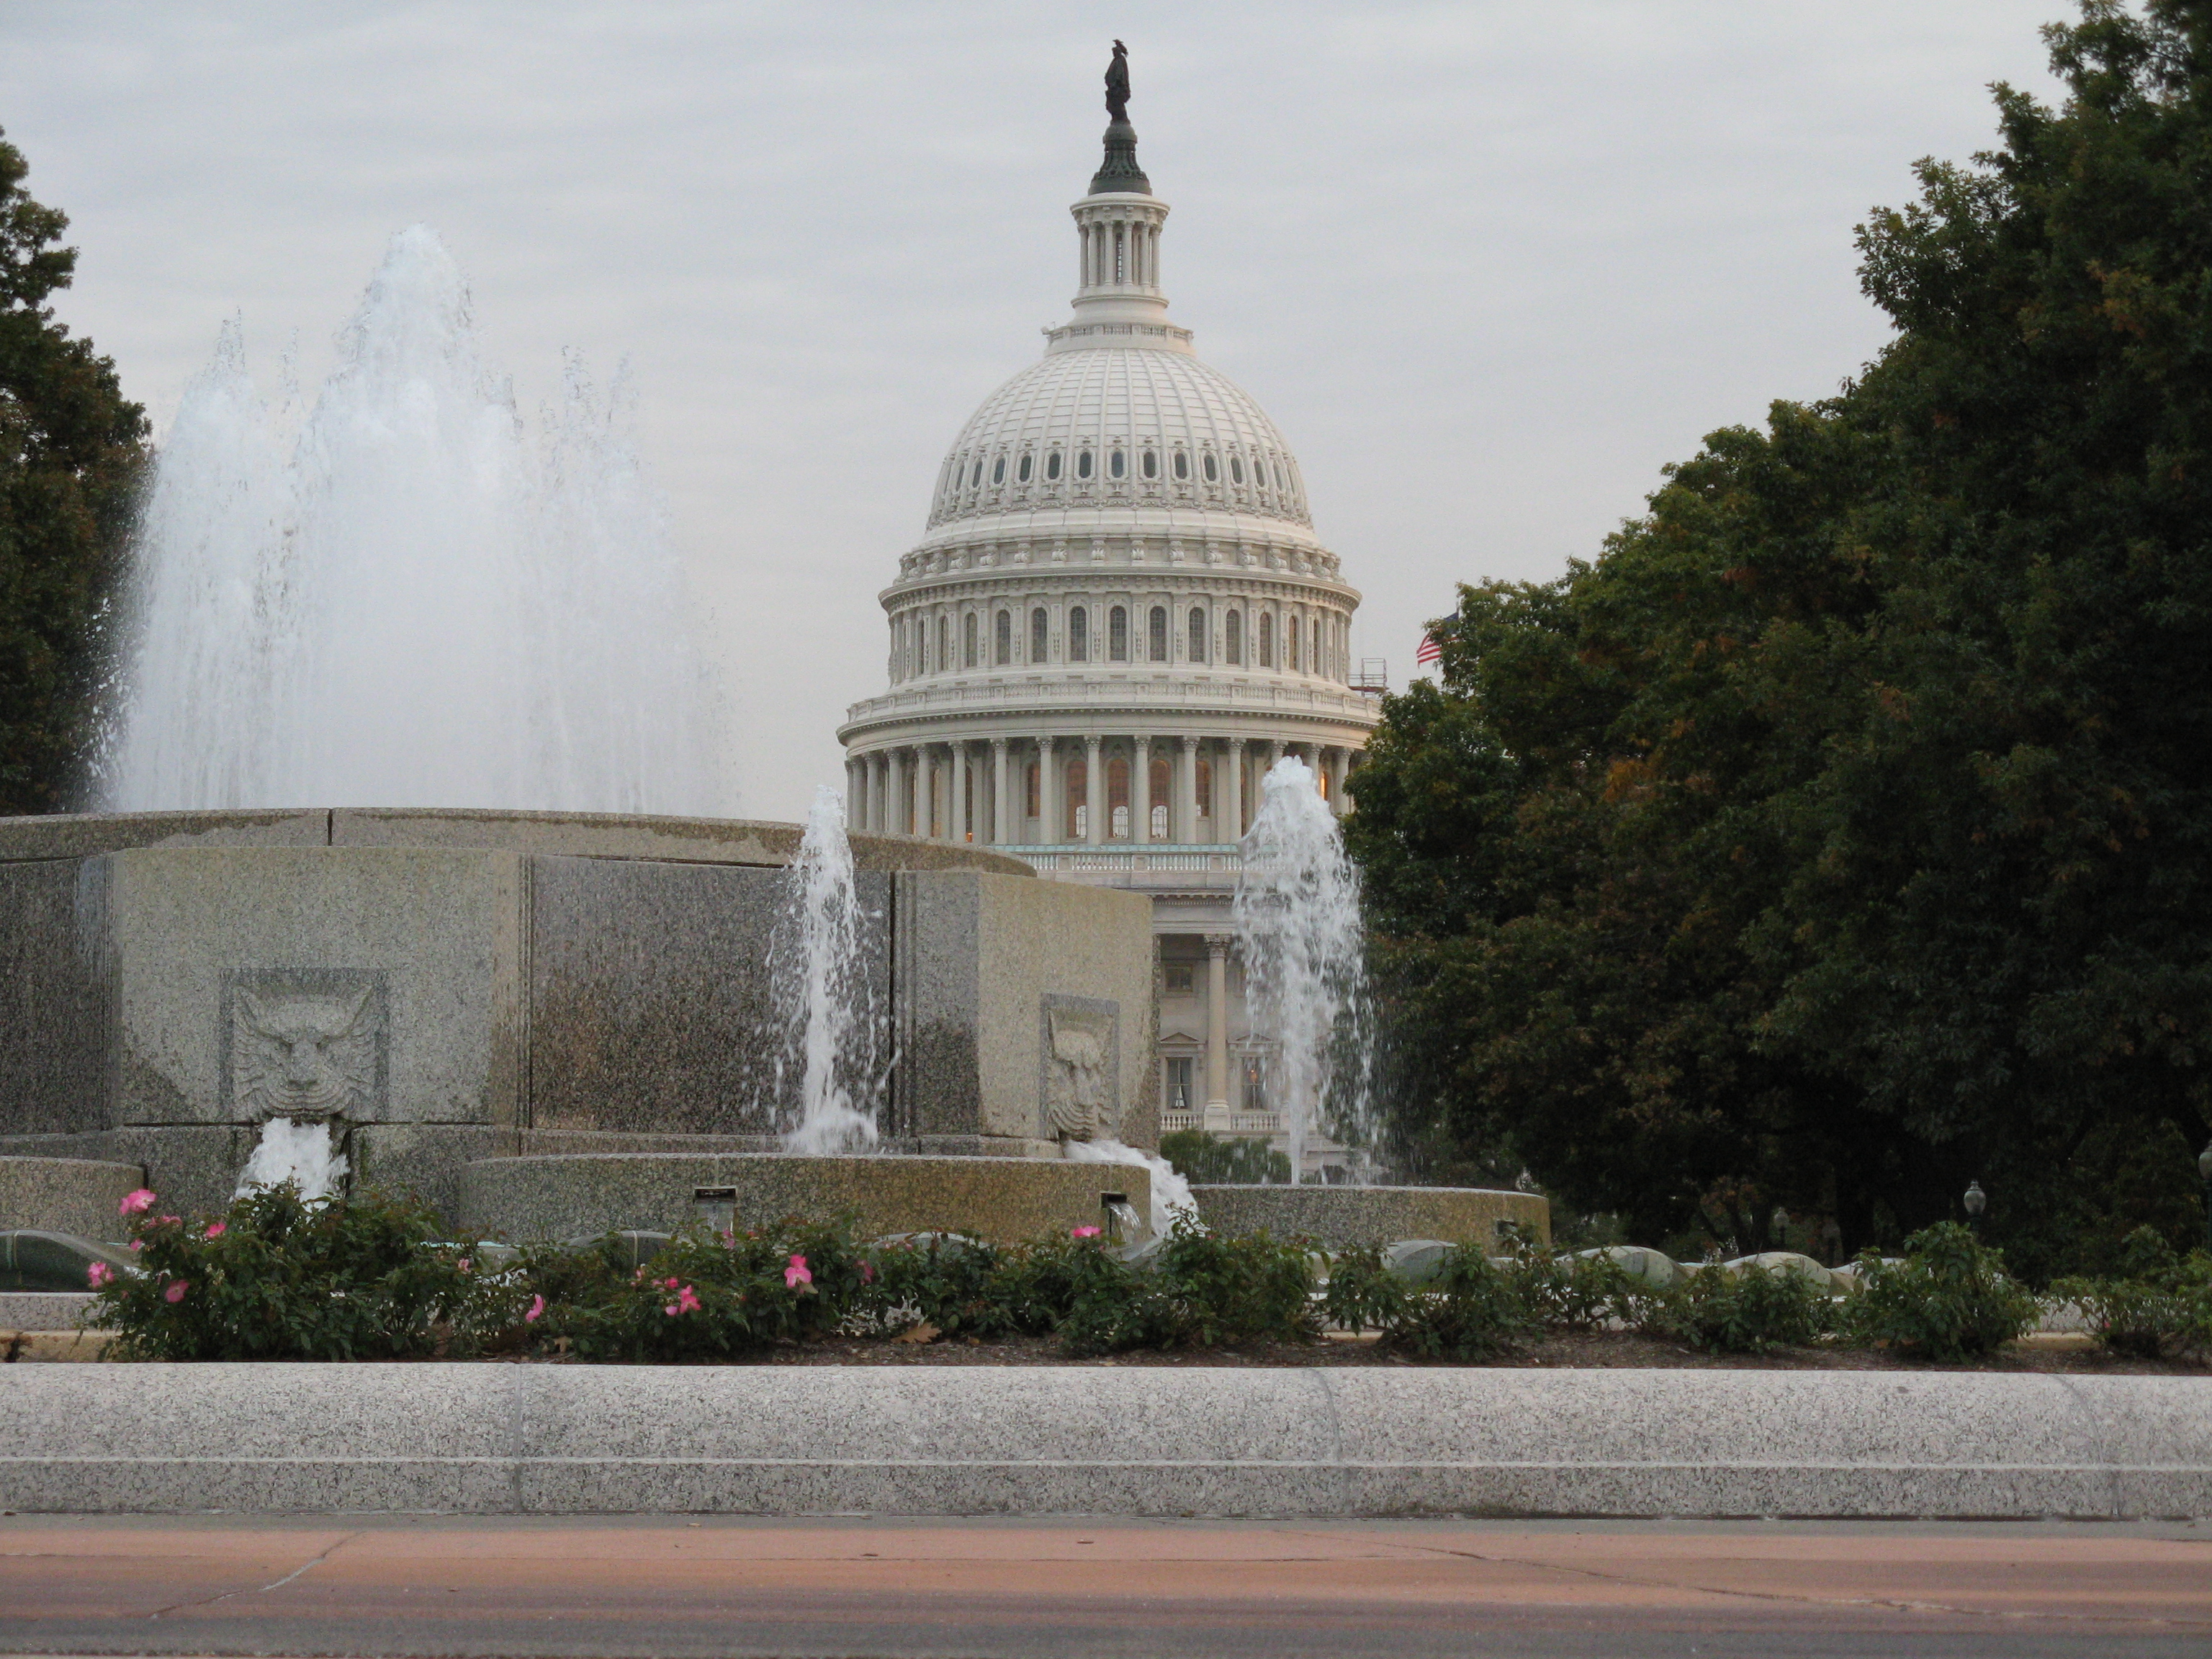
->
[[0, 1157, 143, 1238], [0, 1290, 92, 1328], [0, 1128, 252, 1221], [0, 860, 111, 1138], [1191, 1186, 1551, 1249], [459, 1151, 1154, 1243], [2, 1366, 2206, 1518]]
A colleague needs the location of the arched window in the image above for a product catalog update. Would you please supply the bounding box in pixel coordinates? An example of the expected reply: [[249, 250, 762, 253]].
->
[[1149, 756, 1171, 837], [963, 611, 978, 668], [1069, 606, 1089, 662], [1288, 613, 1300, 672], [1108, 606, 1128, 661], [1109, 449, 1126, 479], [1151, 803, 1169, 840], [938, 615, 950, 672], [1230, 455, 1245, 484], [914, 616, 927, 675], [1202, 451, 1218, 482], [1259, 612, 1274, 667], [1172, 450, 1188, 480], [970, 458, 983, 487], [1148, 606, 1167, 662], [1108, 756, 1130, 839], [1025, 761, 1040, 820], [1226, 609, 1242, 665], [1017, 454, 1032, 483], [1031, 607, 1048, 661], [994, 609, 1011, 665], [1077, 449, 1094, 480], [1311, 619, 1322, 676], [1188, 606, 1207, 663], [1195, 756, 1213, 818], [1046, 450, 1063, 481], [991, 456, 1005, 485], [1141, 449, 1158, 479], [1066, 757, 1088, 841]]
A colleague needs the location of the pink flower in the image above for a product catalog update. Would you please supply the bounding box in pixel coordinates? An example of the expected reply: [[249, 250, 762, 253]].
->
[[157, 1215, 180, 1227], [457, 1257, 471, 1272], [663, 1302, 679, 1316], [784, 1254, 812, 1290], [525, 1294, 546, 1323], [86, 1262, 114, 1288], [163, 1280, 188, 1304], [860, 1260, 875, 1285], [664, 1277, 680, 1290], [1071, 1226, 1102, 1239], [676, 1285, 702, 1314], [127, 1240, 143, 1252], [204, 1221, 226, 1238], [119, 1188, 156, 1217]]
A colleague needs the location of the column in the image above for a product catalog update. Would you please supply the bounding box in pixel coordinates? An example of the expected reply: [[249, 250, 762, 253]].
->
[[886, 749, 907, 835], [1132, 735, 1151, 844], [1084, 733, 1105, 847], [990, 737, 1010, 844], [1326, 747, 1349, 816], [861, 754, 879, 832], [1202, 932, 1231, 1127], [914, 745, 935, 840], [1226, 737, 1247, 840], [1035, 735, 1058, 843], [955, 742, 974, 843], [1177, 736, 1199, 845]]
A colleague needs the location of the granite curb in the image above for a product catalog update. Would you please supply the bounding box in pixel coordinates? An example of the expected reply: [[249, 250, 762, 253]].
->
[[2, 1364, 2208, 1519]]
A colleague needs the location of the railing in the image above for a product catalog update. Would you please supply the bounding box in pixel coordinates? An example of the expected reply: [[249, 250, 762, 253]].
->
[[1002, 844, 1242, 876], [842, 673, 1380, 730], [1159, 1110, 1284, 1136]]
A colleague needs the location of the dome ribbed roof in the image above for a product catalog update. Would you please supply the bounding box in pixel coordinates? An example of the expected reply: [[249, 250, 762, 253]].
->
[[927, 346, 1311, 531]]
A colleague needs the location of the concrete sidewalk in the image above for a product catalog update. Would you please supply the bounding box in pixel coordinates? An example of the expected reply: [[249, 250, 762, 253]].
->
[[1, 1514, 2207, 1658]]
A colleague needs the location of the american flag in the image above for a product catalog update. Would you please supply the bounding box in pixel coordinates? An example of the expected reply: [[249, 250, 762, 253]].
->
[[1416, 631, 1443, 665]]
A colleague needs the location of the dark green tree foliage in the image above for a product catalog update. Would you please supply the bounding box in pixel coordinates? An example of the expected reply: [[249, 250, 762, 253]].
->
[[0, 127, 145, 811], [1349, 2, 2212, 1274]]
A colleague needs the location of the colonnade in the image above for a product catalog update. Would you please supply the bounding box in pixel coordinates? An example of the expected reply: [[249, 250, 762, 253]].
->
[[847, 734, 1357, 845]]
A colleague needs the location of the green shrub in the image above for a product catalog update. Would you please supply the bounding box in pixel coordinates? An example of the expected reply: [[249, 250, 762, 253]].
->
[[864, 1233, 1014, 1337], [2052, 1227, 2212, 1362], [87, 1183, 503, 1362], [1841, 1223, 2037, 1362], [1500, 1239, 1632, 1334], [1056, 1220, 1319, 1356], [1635, 1262, 1835, 1354], [1159, 1128, 1293, 1185], [1320, 1244, 1411, 1334], [1390, 1245, 1537, 1359]]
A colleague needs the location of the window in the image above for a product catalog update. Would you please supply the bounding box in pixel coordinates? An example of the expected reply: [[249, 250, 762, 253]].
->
[[1046, 450, 1062, 481], [994, 609, 1011, 665], [1031, 607, 1048, 661], [1141, 449, 1158, 479], [1108, 606, 1128, 660], [1151, 803, 1169, 839], [1110, 448, 1126, 479], [1148, 605, 1167, 662], [1241, 1054, 1267, 1112], [1017, 453, 1032, 483], [1312, 619, 1322, 677], [1230, 456, 1244, 484], [992, 456, 1005, 485], [917, 617, 928, 675], [1066, 757, 1087, 840], [1226, 610, 1242, 664], [1259, 612, 1274, 667], [1196, 756, 1212, 817], [1108, 756, 1129, 839], [1172, 450, 1189, 480], [1288, 613, 1300, 671], [1150, 755, 1172, 830], [1188, 606, 1207, 663], [1202, 451, 1218, 482], [938, 615, 950, 673], [963, 611, 977, 668], [1077, 449, 1094, 480], [970, 458, 983, 487], [1275, 463, 1287, 490], [1164, 1055, 1193, 1114], [1069, 606, 1089, 662], [1025, 760, 1040, 819]]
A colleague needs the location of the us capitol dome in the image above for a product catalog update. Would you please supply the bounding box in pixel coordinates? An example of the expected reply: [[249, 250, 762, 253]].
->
[[838, 48, 1380, 1169]]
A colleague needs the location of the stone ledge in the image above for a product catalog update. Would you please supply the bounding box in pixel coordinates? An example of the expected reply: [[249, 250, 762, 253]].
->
[[1, 1366, 2205, 1519]]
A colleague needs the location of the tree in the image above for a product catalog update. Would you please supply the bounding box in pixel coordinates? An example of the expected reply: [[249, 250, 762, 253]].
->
[[1352, 1, 2212, 1276], [0, 125, 146, 812]]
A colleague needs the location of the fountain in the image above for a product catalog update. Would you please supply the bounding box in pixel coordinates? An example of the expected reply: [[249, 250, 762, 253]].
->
[[0, 232, 1162, 1252], [1187, 758, 1547, 1249]]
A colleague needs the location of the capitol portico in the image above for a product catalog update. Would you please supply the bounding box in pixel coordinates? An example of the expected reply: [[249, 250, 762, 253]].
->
[[838, 55, 1379, 1168]]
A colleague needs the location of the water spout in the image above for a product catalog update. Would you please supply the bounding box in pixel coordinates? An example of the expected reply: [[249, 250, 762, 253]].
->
[[102, 225, 726, 814], [235, 1117, 349, 1202], [773, 786, 884, 1154], [1233, 755, 1374, 1182]]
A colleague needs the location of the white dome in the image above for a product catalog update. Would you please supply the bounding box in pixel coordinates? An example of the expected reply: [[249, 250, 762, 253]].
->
[[927, 346, 1312, 531]]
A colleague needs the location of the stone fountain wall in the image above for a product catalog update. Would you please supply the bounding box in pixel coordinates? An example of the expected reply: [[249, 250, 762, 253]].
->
[[0, 810, 1156, 1229]]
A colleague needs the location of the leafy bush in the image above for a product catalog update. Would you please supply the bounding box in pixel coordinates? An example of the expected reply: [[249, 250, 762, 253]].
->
[[1321, 1244, 1411, 1335], [1635, 1262, 1835, 1354], [1500, 1238, 1632, 1333], [1390, 1246, 1537, 1359], [87, 1183, 503, 1361], [1159, 1129, 1293, 1185], [866, 1233, 1015, 1337], [1841, 1223, 2037, 1362], [2052, 1227, 2212, 1362], [1056, 1221, 1319, 1356]]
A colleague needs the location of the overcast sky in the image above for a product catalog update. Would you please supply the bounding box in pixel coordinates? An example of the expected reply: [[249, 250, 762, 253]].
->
[[5, 1, 2068, 821]]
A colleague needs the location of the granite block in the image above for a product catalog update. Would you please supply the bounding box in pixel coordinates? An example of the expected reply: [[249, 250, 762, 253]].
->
[[0, 1128, 251, 1220], [1192, 1184, 1550, 1249], [0, 1290, 92, 1328], [459, 1151, 1153, 1243], [0, 1157, 143, 1238], [0, 809, 330, 860], [0, 859, 111, 1136]]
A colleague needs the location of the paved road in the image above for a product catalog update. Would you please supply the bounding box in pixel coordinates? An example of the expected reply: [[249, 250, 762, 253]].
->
[[2, 1514, 2207, 1658]]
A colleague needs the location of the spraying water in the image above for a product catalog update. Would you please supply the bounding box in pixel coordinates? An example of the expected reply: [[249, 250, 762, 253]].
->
[[102, 225, 726, 814], [1233, 755, 1374, 1182], [773, 787, 884, 1154], [234, 1118, 349, 1202], [1064, 1137, 1197, 1240]]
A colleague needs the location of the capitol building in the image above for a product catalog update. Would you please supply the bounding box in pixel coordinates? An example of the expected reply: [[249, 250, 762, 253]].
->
[[839, 70, 1379, 1170]]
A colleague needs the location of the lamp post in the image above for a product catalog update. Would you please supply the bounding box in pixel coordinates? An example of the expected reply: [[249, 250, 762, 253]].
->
[[1770, 1205, 1789, 1253], [2198, 1138, 2211, 1256], [1962, 1180, 1987, 1236]]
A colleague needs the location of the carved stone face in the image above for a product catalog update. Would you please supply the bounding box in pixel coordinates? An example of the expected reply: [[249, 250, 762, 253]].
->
[[233, 986, 376, 1122], [1045, 1004, 1118, 1142]]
